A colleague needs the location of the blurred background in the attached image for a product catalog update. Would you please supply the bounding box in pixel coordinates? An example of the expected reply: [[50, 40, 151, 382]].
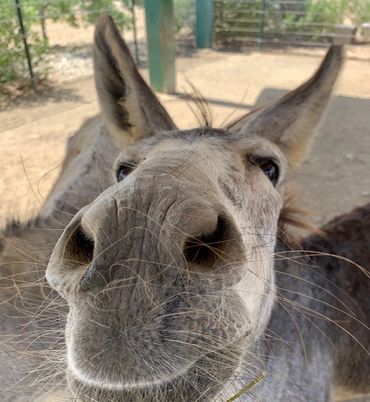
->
[[0, 0, 369, 231]]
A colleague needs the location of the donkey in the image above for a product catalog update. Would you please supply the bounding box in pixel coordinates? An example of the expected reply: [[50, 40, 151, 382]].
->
[[0, 14, 369, 402]]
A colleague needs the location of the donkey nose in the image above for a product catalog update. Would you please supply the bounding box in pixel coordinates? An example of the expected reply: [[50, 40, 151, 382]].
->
[[62, 218, 111, 292], [46, 209, 98, 295], [64, 223, 95, 269], [48, 194, 242, 294], [183, 213, 239, 272]]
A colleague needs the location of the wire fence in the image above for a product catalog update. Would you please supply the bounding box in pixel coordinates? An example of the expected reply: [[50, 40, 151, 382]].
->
[[0, 0, 369, 92], [0, 0, 198, 90], [214, 0, 369, 48], [0, 0, 138, 89]]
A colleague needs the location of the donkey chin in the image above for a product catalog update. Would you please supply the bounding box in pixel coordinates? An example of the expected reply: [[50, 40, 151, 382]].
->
[[63, 274, 256, 396], [66, 333, 248, 401]]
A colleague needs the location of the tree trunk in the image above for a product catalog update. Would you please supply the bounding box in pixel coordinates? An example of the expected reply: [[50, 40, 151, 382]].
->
[[39, 5, 48, 41]]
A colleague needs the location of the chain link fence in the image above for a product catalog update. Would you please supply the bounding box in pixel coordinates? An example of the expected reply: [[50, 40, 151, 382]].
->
[[0, 0, 138, 89], [0, 0, 197, 92], [214, 0, 370, 47]]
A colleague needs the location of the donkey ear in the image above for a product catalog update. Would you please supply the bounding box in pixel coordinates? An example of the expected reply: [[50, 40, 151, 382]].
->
[[237, 46, 344, 169], [93, 14, 176, 142]]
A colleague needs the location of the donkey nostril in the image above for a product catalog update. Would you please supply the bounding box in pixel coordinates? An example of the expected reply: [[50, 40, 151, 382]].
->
[[64, 224, 95, 267], [184, 215, 231, 271]]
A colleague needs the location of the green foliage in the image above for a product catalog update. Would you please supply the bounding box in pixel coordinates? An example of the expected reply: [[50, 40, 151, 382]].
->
[[347, 0, 370, 25], [173, 0, 195, 35], [79, 0, 131, 28], [214, 0, 260, 41], [275, 0, 362, 42], [0, 1, 49, 84], [31, 0, 131, 38], [123, 0, 144, 7], [304, 0, 345, 24], [0, 0, 131, 84]]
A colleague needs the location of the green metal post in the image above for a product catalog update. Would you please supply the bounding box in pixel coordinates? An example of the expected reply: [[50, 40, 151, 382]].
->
[[196, 0, 213, 48], [15, 0, 36, 91], [258, 0, 266, 50], [130, 0, 140, 65], [144, 0, 175, 93]]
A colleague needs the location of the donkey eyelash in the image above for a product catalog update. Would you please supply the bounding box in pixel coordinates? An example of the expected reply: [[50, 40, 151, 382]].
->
[[115, 161, 137, 182], [249, 156, 280, 186]]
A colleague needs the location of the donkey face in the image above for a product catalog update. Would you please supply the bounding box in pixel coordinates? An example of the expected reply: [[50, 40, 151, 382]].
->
[[46, 15, 343, 401]]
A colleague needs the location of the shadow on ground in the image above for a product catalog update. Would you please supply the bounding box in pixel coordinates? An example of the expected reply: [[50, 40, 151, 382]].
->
[[0, 82, 82, 111]]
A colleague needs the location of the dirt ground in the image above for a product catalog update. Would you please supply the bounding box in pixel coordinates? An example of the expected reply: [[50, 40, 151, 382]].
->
[[0, 45, 370, 231]]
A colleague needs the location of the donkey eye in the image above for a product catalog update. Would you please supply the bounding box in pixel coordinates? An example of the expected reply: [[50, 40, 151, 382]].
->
[[253, 158, 280, 186], [116, 163, 135, 182]]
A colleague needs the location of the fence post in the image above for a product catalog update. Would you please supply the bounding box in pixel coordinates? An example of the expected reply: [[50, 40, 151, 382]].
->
[[258, 0, 266, 50], [196, 0, 213, 48], [14, 0, 36, 91], [144, 0, 175, 93], [130, 0, 140, 65]]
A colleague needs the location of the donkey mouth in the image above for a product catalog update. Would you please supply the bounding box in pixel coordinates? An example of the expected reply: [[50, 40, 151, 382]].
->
[[67, 335, 247, 401], [66, 319, 248, 392], [64, 280, 250, 392]]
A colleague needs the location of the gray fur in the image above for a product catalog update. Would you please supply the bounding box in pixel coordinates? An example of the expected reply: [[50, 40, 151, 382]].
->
[[0, 14, 368, 402]]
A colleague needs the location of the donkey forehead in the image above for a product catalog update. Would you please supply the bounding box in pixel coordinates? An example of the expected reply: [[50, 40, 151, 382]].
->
[[120, 127, 286, 168]]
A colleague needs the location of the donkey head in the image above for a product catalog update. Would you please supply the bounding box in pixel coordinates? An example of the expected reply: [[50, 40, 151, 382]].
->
[[46, 15, 343, 401]]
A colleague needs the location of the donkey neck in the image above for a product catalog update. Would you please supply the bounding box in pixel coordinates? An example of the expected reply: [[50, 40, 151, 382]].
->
[[224, 205, 370, 401]]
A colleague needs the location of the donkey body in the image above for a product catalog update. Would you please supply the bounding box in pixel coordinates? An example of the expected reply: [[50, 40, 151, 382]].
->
[[245, 207, 370, 401], [0, 15, 369, 402]]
